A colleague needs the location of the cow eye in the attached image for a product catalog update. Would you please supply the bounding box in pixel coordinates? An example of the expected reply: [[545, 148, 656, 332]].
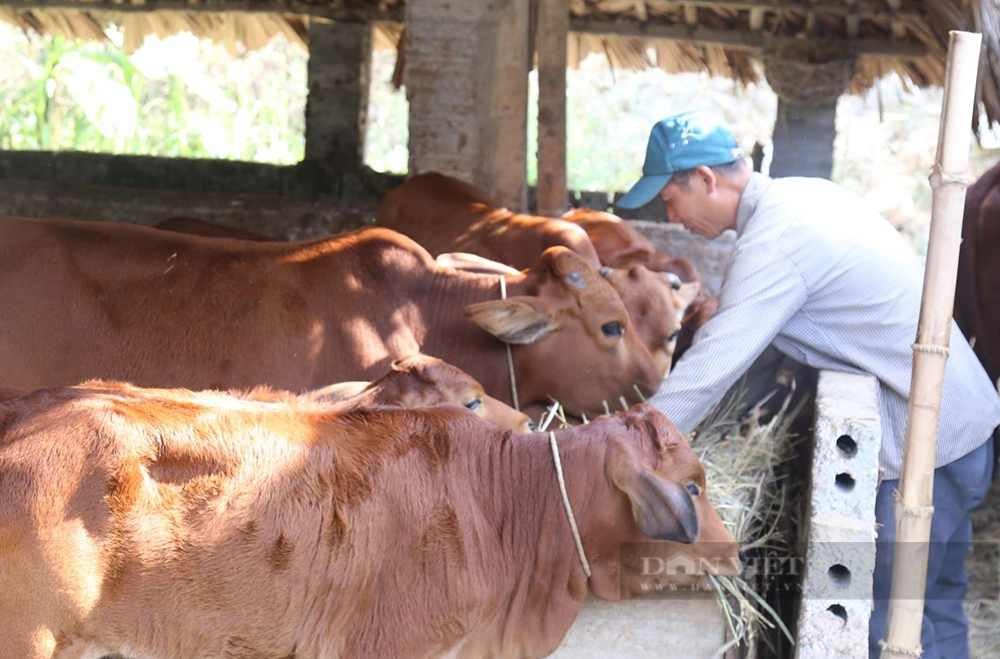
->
[[601, 321, 624, 338], [668, 330, 680, 343], [666, 273, 682, 290], [685, 482, 701, 497], [465, 398, 483, 411]]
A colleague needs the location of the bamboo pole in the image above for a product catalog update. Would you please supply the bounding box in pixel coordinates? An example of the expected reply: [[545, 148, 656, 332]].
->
[[879, 30, 982, 659], [536, 0, 569, 216]]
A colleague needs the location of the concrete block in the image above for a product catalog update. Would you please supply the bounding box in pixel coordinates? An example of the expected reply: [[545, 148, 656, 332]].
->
[[794, 371, 880, 659], [548, 594, 731, 658], [811, 372, 880, 524]]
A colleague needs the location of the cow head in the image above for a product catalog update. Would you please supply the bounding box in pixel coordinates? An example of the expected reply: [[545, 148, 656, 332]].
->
[[308, 354, 534, 433], [463, 247, 662, 419], [562, 208, 704, 286], [576, 404, 742, 600], [674, 295, 719, 363], [598, 265, 700, 376]]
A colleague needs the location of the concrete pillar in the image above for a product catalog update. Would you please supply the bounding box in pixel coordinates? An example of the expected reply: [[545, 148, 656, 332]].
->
[[763, 54, 856, 180], [304, 19, 372, 171], [405, 0, 529, 210]]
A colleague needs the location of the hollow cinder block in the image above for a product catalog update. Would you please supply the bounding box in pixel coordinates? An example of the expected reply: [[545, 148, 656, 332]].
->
[[795, 371, 880, 659]]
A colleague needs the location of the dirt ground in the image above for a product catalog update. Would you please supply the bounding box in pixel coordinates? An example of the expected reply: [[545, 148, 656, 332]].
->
[[966, 473, 1000, 658]]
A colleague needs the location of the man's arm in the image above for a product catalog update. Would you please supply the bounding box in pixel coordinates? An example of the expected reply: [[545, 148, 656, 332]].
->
[[647, 244, 808, 432]]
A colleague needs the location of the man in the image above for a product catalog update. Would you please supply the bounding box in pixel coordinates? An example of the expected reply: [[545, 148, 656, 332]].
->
[[617, 110, 1000, 659]]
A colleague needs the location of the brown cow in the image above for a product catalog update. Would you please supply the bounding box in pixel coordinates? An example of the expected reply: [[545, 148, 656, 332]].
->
[[674, 295, 719, 363], [263, 353, 535, 433], [155, 216, 279, 242], [956, 160, 1000, 388], [0, 383, 741, 659], [377, 171, 602, 270], [561, 206, 702, 284], [377, 172, 696, 375], [561, 207, 709, 359], [0, 217, 660, 420], [0, 355, 533, 433], [437, 252, 689, 376]]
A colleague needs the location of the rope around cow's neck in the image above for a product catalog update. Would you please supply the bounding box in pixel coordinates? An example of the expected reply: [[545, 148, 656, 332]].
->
[[549, 431, 592, 578], [499, 275, 520, 412]]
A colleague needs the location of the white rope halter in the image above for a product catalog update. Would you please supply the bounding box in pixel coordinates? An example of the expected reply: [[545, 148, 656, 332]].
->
[[549, 431, 592, 578], [499, 275, 520, 412]]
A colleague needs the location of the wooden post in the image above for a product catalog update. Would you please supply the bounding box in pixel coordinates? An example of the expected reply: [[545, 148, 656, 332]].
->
[[536, 0, 569, 216], [879, 30, 982, 659]]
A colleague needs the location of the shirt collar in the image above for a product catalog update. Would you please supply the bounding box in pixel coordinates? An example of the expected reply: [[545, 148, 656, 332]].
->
[[735, 172, 771, 235]]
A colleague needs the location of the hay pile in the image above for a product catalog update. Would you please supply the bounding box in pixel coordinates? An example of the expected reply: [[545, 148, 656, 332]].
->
[[694, 389, 804, 657]]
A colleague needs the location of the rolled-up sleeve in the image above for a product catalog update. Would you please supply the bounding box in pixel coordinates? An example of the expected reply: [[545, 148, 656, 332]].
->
[[647, 244, 808, 432]]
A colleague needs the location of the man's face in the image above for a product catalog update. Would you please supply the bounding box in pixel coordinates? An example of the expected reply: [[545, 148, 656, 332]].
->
[[658, 171, 728, 239]]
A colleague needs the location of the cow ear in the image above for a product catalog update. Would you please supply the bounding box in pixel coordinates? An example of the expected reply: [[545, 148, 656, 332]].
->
[[390, 355, 419, 372], [465, 298, 558, 345], [675, 281, 701, 309], [611, 463, 699, 542]]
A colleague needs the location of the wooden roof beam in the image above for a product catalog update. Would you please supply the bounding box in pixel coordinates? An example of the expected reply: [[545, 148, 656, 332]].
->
[[571, 18, 929, 60], [0, 0, 403, 22], [0, 0, 922, 23], [623, 0, 923, 22]]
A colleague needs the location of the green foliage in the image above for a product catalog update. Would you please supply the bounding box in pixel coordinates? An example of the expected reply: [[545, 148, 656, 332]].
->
[[0, 24, 305, 162]]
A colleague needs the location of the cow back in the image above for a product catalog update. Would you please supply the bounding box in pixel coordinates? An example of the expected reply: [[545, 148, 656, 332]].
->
[[377, 172, 601, 270], [0, 217, 659, 418]]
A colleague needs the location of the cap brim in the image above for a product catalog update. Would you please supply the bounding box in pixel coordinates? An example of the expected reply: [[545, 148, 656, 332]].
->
[[616, 174, 671, 209]]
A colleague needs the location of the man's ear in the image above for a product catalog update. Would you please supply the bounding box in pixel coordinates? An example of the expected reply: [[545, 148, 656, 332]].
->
[[696, 165, 717, 193]]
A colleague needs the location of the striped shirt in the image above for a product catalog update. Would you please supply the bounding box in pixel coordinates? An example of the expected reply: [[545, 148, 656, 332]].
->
[[647, 173, 1000, 480]]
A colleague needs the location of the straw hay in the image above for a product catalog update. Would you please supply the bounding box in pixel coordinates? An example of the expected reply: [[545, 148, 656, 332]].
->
[[692, 382, 804, 655], [0, 7, 308, 53]]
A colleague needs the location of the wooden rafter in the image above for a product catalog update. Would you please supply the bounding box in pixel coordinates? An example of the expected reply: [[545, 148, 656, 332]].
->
[[0, 0, 403, 22], [570, 17, 929, 59], [612, 0, 925, 22]]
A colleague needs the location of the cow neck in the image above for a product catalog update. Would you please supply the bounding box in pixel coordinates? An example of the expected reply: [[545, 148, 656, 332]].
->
[[499, 275, 519, 412], [467, 430, 601, 658], [418, 269, 534, 410]]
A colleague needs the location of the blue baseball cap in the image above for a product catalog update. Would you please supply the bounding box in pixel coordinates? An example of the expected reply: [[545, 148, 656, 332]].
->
[[617, 111, 743, 209]]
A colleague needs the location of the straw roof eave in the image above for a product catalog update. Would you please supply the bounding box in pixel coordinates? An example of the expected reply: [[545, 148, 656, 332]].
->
[[0, 0, 998, 125]]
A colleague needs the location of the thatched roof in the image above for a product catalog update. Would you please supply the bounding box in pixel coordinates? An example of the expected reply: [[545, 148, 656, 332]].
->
[[1, 0, 998, 126]]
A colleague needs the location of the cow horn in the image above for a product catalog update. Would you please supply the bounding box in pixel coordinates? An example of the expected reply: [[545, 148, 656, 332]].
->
[[565, 271, 587, 290]]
